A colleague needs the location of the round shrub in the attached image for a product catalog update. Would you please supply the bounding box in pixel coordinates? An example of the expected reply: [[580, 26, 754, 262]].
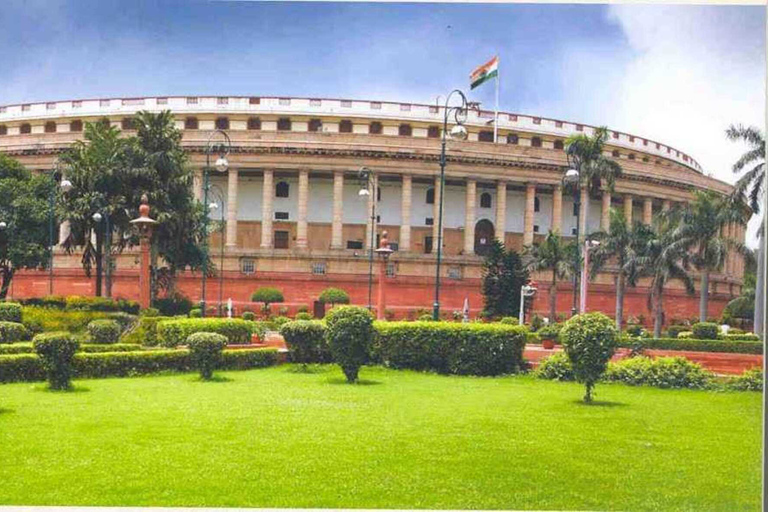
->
[[0, 321, 30, 343], [0, 302, 22, 323], [280, 320, 328, 366], [295, 312, 313, 321], [186, 332, 227, 380], [87, 319, 121, 344], [318, 287, 350, 306], [251, 287, 284, 306], [534, 352, 574, 381], [140, 307, 160, 317], [271, 316, 291, 329], [325, 306, 374, 383], [605, 356, 712, 389], [499, 316, 519, 325], [153, 293, 194, 317], [537, 323, 562, 341], [242, 311, 256, 321], [692, 322, 720, 340], [561, 312, 618, 403], [418, 314, 433, 322], [189, 308, 202, 318], [33, 332, 79, 390], [665, 325, 689, 339]]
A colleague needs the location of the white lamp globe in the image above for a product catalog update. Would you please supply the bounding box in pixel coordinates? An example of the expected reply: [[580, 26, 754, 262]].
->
[[449, 124, 468, 141], [92, 212, 103, 223], [564, 169, 580, 183], [60, 179, 73, 193], [215, 156, 229, 173]]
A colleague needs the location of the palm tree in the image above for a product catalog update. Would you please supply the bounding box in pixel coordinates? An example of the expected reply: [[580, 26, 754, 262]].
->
[[589, 209, 653, 331], [726, 125, 764, 215], [523, 231, 575, 323]]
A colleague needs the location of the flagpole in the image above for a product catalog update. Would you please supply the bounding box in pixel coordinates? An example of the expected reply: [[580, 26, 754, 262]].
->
[[494, 59, 499, 143]]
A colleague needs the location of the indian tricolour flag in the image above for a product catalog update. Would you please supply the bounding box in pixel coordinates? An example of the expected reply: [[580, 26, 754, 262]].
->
[[470, 56, 499, 90]]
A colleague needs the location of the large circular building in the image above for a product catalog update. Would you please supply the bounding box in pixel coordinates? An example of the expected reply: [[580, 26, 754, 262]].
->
[[0, 95, 745, 321]]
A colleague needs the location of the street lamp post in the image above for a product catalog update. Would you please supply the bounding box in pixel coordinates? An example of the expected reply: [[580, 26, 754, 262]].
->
[[208, 185, 226, 317], [47, 163, 73, 295], [519, 282, 538, 325], [201, 130, 231, 318], [580, 240, 600, 314], [375, 230, 394, 320], [91, 211, 111, 297], [357, 167, 376, 311], [433, 89, 469, 321], [564, 146, 582, 317]]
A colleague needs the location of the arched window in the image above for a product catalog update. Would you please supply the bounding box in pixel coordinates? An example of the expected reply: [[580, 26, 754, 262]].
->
[[0, 125, 6, 136], [427, 126, 440, 138], [398, 124, 412, 136], [339, 120, 353, 133], [370, 121, 382, 135], [247, 117, 261, 130], [478, 131, 493, 142], [531, 137, 542, 148], [534, 197, 540, 213], [554, 140, 564, 150], [20, 123, 31, 134], [277, 117, 291, 131], [215, 117, 229, 130], [426, 187, 435, 204], [185, 117, 199, 130], [44, 121, 57, 133], [480, 192, 492, 208], [308, 119, 322, 132], [275, 181, 290, 198], [70, 120, 83, 132], [628, 153, 636, 160], [507, 133, 518, 145], [121, 118, 135, 130]]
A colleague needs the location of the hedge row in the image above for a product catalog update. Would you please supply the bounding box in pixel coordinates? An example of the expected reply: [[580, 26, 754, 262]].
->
[[372, 321, 527, 376], [157, 318, 255, 347], [0, 348, 279, 383], [619, 337, 763, 355], [0, 343, 141, 355], [18, 295, 140, 314]]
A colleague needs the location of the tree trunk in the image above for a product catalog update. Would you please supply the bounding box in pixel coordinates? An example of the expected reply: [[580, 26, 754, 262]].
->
[[653, 287, 663, 338], [94, 230, 103, 297], [754, 240, 764, 338], [549, 270, 557, 323], [105, 229, 113, 299], [0, 268, 13, 300], [699, 271, 709, 322], [615, 273, 625, 332]]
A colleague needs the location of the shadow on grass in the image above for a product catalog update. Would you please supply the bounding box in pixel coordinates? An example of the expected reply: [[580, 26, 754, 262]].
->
[[286, 364, 332, 375], [32, 384, 90, 394], [0, 407, 14, 416], [195, 375, 233, 383], [571, 399, 628, 408], [326, 377, 383, 386]]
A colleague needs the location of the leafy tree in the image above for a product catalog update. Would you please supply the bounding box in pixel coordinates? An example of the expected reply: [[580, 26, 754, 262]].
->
[[325, 306, 374, 383], [0, 155, 55, 299], [251, 287, 284, 310], [481, 240, 529, 319], [561, 312, 618, 403], [318, 287, 350, 307], [589, 209, 654, 331], [727, 124, 764, 216], [523, 230, 575, 323]]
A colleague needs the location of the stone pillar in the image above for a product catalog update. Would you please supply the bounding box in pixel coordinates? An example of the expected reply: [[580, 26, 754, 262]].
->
[[260, 170, 274, 249], [464, 179, 476, 254], [523, 182, 535, 246], [551, 184, 563, 235], [226, 168, 238, 247], [643, 197, 653, 225], [366, 174, 379, 251], [662, 199, 671, 212], [296, 169, 309, 249], [601, 190, 611, 232], [623, 194, 633, 226], [496, 181, 507, 244], [432, 176, 442, 251], [193, 169, 203, 202], [579, 187, 588, 239], [400, 175, 412, 252], [58, 221, 71, 245], [331, 171, 344, 250]]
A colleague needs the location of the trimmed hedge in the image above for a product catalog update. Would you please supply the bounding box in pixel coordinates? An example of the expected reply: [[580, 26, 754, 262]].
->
[[373, 321, 527, 376], [279, 320, 329, 364], [692, 322, 720, 340], [604, 356, 712, 389], [33, 332, 79, 389], [87, 319, 121, 344], [723, 333, 760, 341], [0, 348, 278, 383], [0, 302, 22, 323], [0, 321, 29, 343], [0, 342, 141, 355], [21, 306, 111, 334], [157, 318, 254, 347], [619, 337, 763, 354], [187, 332, 228, 380]]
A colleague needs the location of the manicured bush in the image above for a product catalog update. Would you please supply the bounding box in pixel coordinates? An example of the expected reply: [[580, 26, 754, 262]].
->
[[0, 302, 22, 323], [251, 287, 284, 308], [21, 306, 110, 334], [106, 312, 138, 334], [537, 323, 562, 341], [665, 325, 689, 338], [604, 356, 713, 389], [325, 306, 374, 383], [242, 311, 256, 321], [534, 352, 574, 381], [86, 319, 121, 344], [65, 296, 119, 312], [116, 298, 141, 315], [624, 324, 644, 337], [294, 312, 312, 321], [678, 331, 694, 339], [153, 293, 194, 317], [499, 316, 519, 325], [270, 316, 291, 329], [157, 318, 253, 348], [20, 295, 67, 309], [32, 332, 79, 390], [189, 308, 202, 318], [0, 321, 29, 343], [318, 287, 350, 306], [561, 312, 618, 403], [0, 342, 142, 355], [187, 332, 228, 380], [373, 321, 527, 376], [728, 368, 763, 391], [691, 322, 720, 340], [140, 307, 160, 317], [280, 320, 328, 365], [723, 333, 760, 341], [619, 337, 763, 354], [417, 314, 433, 322], [126, 315, 172, 346]]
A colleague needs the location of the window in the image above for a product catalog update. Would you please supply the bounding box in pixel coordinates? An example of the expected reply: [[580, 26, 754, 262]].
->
[[215, 117, 229, 130], [46, 102, 56, 110], [274, 231, 289, 249], [20, 123, 31, 134], [0, 125, 6, 136], [571, 227, 578, 236], [447, 267, 462, 280], [123, 98, 144, 106], [22, 104, 31, 111], [341, 100, 352, 108], [573, 202, 579, 216], [185, 117, 199, 130], [217, 97, 228, 105], [534, 197, 540, 212], [478, 131, 493, 142], [346, 240, 363, 250], [339, 120, 352, 133], [247, 117, 261, 130], [642, 157, 649, 163], [240, 258, 255, 275], [400, 104, 411, 111], [534, 225, 540, 233], [376, 186, 381, 202], [613, 131, 619, 139], [370, 121, 382, 135], [427, 126, 439, 138], [97, 99, 110, 107], [121, 118, 135, 130], [277, 117, 291, 131], [386, 262, 396, 277], [70, 120, 83, 132], [509, 114, 518, 121], [480, 192, 492, 208], [275, 181, 290, 198], [554, 140, 564, 150], [576, 124, 584, 131], [643, 139, 648, 146], [531, 137, 542, 148], [425, 217, 434, 226], [43, 121, 56, 133], [628, 153, 635, 160], [249, 97, 261, 105], [398, 124, 412, 136], [424, 236, 433, 254], [426, 187, 435, 204], [612, 150, 620, 158], [311, 262, 327, 275], [555, 121, 563, 128], [370, 101, 381, 109], [274, 211, 289, 220], [507, 133, 519, 145], [629, 136, 635, 142], [157, 97, 168, 105], [308, 119, 322, 132], [429, 106, 439, 114], [279, 98, 291, 106], [310, 99, 321, 107], [72, 101, 82, 109], [533, 117, 541, 125]]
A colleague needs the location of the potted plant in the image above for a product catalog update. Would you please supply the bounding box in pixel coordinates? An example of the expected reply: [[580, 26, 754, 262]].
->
[[538, 324, 561, 350]]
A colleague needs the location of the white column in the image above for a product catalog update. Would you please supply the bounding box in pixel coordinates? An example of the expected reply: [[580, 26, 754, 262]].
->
[[523, 183, 535, 246], [226, 168, 238, 247], [601, 190, 611, 231], [58, 221, 71, 245], [331, 171, 344, 250], [623, 194, 633, 226], [365, 174, 379, 251], [192, 169, 203, 202], [432, 176, 442, 251], [260, 170, 274, 249], [296, 169, 309, 249], [400, 174, 412, 252], [551, 184, 562, 235], [464, 179, 476, 254], [496, 181, 507, 244], [643, 197, 653, 225]]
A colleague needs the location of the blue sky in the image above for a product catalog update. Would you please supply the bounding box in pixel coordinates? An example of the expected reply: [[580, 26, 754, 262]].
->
[[1, 1, 765, 240]]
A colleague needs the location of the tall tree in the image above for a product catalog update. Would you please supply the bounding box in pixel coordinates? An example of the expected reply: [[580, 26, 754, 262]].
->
[[589, 209, 653, 331], [0, 155, 53, 298], [523, 230, 575, 323], [481, 240, 529, 319]]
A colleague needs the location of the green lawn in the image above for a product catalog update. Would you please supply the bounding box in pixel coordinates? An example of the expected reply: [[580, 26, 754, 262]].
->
[[0, 366, 761, 511]]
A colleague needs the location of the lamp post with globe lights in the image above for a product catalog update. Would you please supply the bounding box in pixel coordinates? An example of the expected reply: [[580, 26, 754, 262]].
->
[[375, 230, 394, 320], [563, 147, 582, 317], [357, 167, 377, 312], [91, 211, 111, 297], [433, 89, 469, 321], [207, 185, 226, 316], [201, 130, 231, 317], [48, 162, 73, 295]]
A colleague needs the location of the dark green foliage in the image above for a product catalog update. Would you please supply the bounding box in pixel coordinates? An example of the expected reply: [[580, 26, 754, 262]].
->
[[620, 337, 763, 354], [665, 325, 689, 338], [189, 308, 202, 318], [280, 320, 329, 365], [481, 240, 529, 319], [105, 312, 138, 333], [374, 321, 527, 376], [294, 312, 312, 321], [728, 368, 763, 391], [20, 295, 67, 308], [140, 307, 160, 317], [32, 332, 80, 390], [325, 306, 374, 383], [0, 321, 29, 343], [417, 314, 433, 322], [604, 357, 713, 389], [499, 317, 519, 325], [87, 319, 121, 344], [0, 302, 22, 323], [692, 322, 720, 340], [157, 318, 253, 347], [724, 296, 754, 320], [537, 323, 562, 341], [318, 287, 350, 306], [561, 312, 618, 403], [0, 342, 142, 355], [534, 352, 574, 381], [126, 315, 172, 346], [62, 296, 139, 313], [242, 311, 256, 321], [153, 293, 193, 317], [251, 287, 284, 306], [624, 324, 644, 337], [270, 316, 291, 330], [186, 332, 227, 380]]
